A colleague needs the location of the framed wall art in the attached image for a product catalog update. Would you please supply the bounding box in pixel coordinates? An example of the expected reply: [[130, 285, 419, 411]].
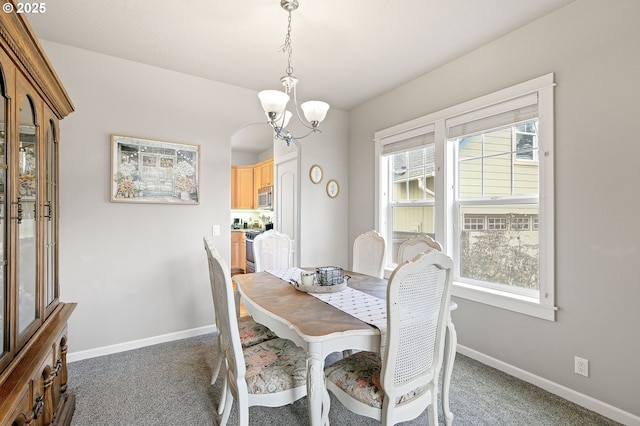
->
[[111, 134, 200, 204], [326, 179, 339, 198], [309, 164, 323, 184]]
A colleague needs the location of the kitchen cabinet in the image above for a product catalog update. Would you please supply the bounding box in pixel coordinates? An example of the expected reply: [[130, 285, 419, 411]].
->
[[231, 231, 246, 274], [0, 7, 76, 425], [255, 158, 274, 189], [231, 159, 273, 210], [231, 166, 254, 209], [253, 158, 274, 207]]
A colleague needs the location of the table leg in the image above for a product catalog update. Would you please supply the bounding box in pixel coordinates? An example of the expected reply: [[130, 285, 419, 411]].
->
[[442, 317, 457, 426], [307, 349, 330, 426]]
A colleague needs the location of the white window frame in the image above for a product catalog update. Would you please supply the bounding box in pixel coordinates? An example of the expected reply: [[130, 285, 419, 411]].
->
[[374, 74, 556, 321]]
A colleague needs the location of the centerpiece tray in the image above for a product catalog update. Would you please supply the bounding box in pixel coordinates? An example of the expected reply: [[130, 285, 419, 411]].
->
[[294, 280, 348, 294]]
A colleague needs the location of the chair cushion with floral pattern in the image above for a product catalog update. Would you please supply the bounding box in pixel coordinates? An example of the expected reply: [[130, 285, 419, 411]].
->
[[244, 338, 307, 394], [238, 315, 277, 348], [324, 351, 427, 408]]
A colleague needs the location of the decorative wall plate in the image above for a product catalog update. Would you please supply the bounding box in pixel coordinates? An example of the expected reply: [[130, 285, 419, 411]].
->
[[309, 164, 323, 184], [326, 179, 339, 198]]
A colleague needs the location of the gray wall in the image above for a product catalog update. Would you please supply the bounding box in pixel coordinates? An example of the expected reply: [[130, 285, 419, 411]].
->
[[43, 41, 251, 353], [272, 111, 350, 270], [348, 0, 640, 419], [42, 40, 349, 356], [298, 113, 350, 269]]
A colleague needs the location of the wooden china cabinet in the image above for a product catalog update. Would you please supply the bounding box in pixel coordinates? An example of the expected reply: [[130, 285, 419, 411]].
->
[[0, 6, 76, 426]]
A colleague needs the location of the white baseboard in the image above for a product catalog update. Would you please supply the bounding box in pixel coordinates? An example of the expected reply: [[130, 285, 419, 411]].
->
[[457, 345, 640, 426], [67, 325, 217, 363]]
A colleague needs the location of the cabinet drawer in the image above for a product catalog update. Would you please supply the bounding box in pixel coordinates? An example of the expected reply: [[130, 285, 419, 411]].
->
[[0, 305, 75, 426], [3, 384, 33, 426]]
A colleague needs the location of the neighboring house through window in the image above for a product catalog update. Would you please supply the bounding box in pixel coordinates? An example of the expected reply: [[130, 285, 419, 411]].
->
[[374, 74, 556, 320]]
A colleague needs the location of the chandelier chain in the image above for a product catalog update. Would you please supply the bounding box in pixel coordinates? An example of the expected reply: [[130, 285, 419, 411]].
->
[[280, 11, 294, 77]]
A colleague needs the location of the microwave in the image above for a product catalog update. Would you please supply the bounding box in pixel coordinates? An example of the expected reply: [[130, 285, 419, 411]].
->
[[257, 186, 273, 210]]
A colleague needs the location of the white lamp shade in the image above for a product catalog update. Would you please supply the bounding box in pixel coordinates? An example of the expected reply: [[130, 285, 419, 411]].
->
[[258, 90, 290, 116], [301, 101, 330, 125]]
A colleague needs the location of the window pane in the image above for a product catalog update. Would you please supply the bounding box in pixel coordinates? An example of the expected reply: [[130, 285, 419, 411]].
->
[[458, 121, 539, 199], [516, 133, 535, 160], [513, 162, 539, 195], [388, 144, 437, 264], [458, 135, 482, 160], [484, 128, 512, 156], [515, 121, 538, 158], [458, 157, 482, 198], [459, 205, 539, 290], [390, 145, 435, 202], [391, 205, 435, 263], [483, 152, 512, 197]]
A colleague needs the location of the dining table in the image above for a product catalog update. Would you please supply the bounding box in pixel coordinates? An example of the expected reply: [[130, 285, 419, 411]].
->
[[232, 269, 457, 426]]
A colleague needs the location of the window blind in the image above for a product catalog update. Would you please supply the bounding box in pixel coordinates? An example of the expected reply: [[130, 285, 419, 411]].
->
[[446, 93, 538, 139], [380, 124, 435, 155]]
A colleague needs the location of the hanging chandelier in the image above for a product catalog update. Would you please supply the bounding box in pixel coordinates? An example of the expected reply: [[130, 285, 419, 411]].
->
[[258, 0, 330, 146]]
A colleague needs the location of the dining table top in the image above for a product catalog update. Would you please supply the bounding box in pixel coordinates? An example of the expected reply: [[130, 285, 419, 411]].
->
[[233, 269, 387, 339]]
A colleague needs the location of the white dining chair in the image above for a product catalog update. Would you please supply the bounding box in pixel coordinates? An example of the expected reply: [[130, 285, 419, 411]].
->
[[203, 237, 278, 413], [253, 230, 294, 272], [352, 230, 386, 278], [204, 237, 307, 426], [395, 234, 458, 425], [397, 234, 442, 263], [325, 250, 453, 425]]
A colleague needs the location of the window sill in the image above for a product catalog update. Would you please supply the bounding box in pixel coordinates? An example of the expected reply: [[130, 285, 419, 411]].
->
[[452, 281, 557, 321]]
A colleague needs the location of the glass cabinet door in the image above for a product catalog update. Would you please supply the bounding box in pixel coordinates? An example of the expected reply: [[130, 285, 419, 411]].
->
[[45, 120, 58, 307], [17, 95, 37, 335], [0, 70, 6, 356]]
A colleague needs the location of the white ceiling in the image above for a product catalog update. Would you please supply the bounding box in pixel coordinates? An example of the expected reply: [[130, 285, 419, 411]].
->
[[27, 0, 575, 152]]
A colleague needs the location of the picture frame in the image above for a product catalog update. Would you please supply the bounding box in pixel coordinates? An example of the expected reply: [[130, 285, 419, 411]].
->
[[111, 134, 200, 204], [326, 179, 339, 198], [309, 164, 323, 184]]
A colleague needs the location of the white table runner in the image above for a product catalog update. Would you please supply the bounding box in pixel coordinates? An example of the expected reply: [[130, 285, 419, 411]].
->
[[311, 288, 387, 359], [266, 268, 388, 358], [266, 267, 306, 283]]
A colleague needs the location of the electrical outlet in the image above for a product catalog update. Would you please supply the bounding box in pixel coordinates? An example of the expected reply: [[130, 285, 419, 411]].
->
[[574, 356, 589, 377], [212, 225, 220, 236]]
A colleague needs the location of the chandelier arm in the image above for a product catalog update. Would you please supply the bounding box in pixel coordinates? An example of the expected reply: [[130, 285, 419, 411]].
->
[[290, 128, 319, 140], [291, 85, 318, 131], [271, 121, 318, 146], [276, 108, 288, 129]]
